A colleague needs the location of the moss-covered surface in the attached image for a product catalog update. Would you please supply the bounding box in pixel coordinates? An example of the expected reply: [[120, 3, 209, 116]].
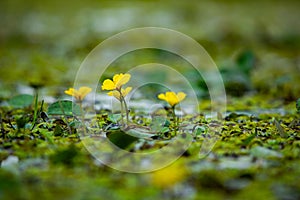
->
[[0, 95, 299, 200]]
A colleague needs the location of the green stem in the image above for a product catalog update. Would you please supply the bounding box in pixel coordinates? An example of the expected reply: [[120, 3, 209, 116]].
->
[[171, 106, 178, 135], [116, 88, 129, 128], [121, 96, 129, 125], [79, 101, 87, 136], [31, 89, 39, 130], [119, 97, 125, 127]]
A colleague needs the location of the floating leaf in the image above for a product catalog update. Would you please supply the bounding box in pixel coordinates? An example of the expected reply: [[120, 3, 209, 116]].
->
[[150, 116, 167, 133], [125, 126, 155, 139], [47, 100, 81, 116], [8, 94, 33, 108], [106, 130, 138, 149], [108, 113, 122, 124]]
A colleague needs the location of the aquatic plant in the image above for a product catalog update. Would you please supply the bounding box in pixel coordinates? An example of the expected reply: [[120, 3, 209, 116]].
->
[[102, 73, 132, 126]]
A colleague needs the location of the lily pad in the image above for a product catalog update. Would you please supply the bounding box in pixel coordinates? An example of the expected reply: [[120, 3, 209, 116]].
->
[[47, 100, 81, 116], [106, 130, 138, 149], [8, 94, 33, 108]]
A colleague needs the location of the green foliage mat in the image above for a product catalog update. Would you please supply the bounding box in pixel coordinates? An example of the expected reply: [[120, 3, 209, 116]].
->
[[0, 95, 299, 200]]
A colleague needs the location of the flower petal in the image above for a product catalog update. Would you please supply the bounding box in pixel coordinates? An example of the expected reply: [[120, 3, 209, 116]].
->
[[113, 73, 123, 83], [176, 92, 186, 102], [122, 87, 132, 97], [166, 91, 178, 106], [107, 91, 113, 96], [115, 73, 131, 89], [108, 90, 121, 100], [64, 88, 76, 96], [102, 79, 116, 90], [158, 93, 166, 101], [158, 91, 186, 107], [78, 86, 92, 100]]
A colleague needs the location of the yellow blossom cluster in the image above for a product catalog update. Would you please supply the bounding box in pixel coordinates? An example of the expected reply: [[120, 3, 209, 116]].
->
[[158, 91, 186, 107], [102, 73, 132, 100], [64, 86, 92, 102]]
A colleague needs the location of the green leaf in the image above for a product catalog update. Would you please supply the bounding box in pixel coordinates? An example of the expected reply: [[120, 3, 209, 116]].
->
[[47, 100, 81, 116], [69, 120, 81, 128], [125, 126, 155, 139], [106, 130, 138, 149], [150, 116, 167, 133], [194, 126, 207, 136], [160, 127, 170, 134], [108, 113, 122, 123], [8, 94, 34, 108]]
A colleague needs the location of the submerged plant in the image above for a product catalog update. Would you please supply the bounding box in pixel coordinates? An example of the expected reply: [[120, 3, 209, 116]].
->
[[102, 73, 132, 127], [158, 91, 186, 134]]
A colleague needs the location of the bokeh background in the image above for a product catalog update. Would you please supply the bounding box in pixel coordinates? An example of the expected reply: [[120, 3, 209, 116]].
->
[[1, 0, 300, 101]]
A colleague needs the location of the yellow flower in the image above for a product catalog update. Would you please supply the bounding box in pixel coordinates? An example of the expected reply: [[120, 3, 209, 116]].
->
[[102, 73, 131, 90], [107, 87, 132, 100], [64, 86, 92, 101], [158, 91, 186, 107], [151, 162, 187, 188]]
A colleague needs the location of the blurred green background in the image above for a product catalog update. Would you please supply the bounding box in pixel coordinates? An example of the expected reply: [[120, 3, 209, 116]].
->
[[0, 0, 299, 99]]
